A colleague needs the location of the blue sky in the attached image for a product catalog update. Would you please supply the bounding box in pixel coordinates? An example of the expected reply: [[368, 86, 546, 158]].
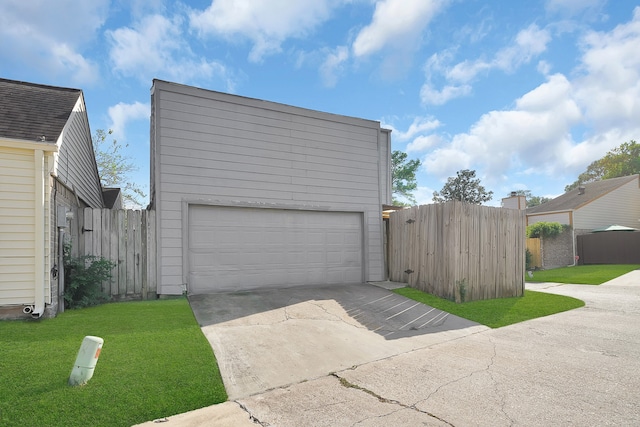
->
[[1, 0, 639, 207]]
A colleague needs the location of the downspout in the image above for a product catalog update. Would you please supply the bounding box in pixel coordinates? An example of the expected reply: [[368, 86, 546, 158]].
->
[[571, 210, 577, 266], [58, 226, 65, 314], [33, 149, 45, 318]]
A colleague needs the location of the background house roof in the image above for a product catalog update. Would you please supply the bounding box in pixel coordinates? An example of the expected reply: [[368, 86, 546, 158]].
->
[[527, 174, 639, 214], [0, 78, 81, 143]]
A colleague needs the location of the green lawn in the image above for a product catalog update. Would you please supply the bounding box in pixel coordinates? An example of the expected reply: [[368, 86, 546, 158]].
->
[[0, 299, 227, 427], [527, 264, 640, 285], [394, 288, 584, 328]]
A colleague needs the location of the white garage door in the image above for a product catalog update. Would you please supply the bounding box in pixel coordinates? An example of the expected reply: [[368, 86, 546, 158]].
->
[[188, 205, 363, 293]]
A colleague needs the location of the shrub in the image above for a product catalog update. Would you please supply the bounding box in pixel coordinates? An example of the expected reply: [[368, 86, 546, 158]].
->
[[525, 248, 532, 270], [526, 222, 565, 238], [63, 245, 115, 309]]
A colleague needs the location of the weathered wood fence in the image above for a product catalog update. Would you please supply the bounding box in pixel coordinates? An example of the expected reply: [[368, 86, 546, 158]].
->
[[388, 201, 525, 302], [526, 237, 542, 269], [68, 208, 157, 300]]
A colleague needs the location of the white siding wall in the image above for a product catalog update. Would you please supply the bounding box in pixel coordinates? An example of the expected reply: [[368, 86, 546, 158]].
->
[[55, 95, 103, 208], [527, 211, 571, 226], [152, 81, 388, 294], [575, 177, 640, 229], [0, 146, 36, 304]]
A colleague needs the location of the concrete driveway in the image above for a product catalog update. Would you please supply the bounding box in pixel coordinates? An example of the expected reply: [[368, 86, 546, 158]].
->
[[136, 272, 640, 426], [188, 282, 486, 399]]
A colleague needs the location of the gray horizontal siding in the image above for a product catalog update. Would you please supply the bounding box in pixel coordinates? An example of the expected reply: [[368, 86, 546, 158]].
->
[[55, 95, 103, 208], [152, 80, 387, 293]]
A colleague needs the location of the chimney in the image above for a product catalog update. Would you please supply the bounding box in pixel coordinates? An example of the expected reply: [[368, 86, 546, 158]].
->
[[578, 186, 585, 195], [510, 191, 517, 197]]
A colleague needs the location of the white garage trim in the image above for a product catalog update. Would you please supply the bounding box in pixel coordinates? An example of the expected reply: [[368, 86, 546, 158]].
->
[[184, 203, 365, 293]]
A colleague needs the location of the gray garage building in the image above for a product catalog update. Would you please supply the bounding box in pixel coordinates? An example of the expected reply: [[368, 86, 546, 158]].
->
[[150, 80, 391, 295]]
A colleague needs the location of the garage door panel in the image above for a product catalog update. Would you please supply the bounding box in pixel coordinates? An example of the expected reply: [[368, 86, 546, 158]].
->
[[188, 206, 363, 293]]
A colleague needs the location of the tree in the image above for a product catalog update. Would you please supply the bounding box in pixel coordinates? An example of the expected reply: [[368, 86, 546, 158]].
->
[[565, 140, 640, 192], [93, 129, 146, 207], [433, 169, 493, 204], [392, 150, 421, 205], [507, 190, 551, 208]]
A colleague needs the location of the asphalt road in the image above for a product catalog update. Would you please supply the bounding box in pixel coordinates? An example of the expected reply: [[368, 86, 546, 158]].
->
[[136, 271, 640, 426]]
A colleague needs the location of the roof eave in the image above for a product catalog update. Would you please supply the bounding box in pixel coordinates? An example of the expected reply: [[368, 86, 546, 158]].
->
[[0, 136, 59, 152]]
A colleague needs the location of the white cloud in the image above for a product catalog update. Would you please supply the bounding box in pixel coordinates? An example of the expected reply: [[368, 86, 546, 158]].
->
[[423, 73, 582, 182], [190, 0, 340, 62], [574, 7, 640, 132], [391, 116, 441, 141], [108, 102, 150, 139], [107, 14, 233, 88], [407, 134, 442, 153], [320, 46, 350, 87], [537, 60, 552, 75], [413, 185, 436, 206], [352, 0, 447, 58], [498, 24, 551, 70], [0, 0, 107, 84], [420, 83, 472, 105], [422, 24, 551, 105], [50, 44, 100, 84], [423, 8, 640, 187], [422, 146, 472, 178], [545, 0, 606, 16]]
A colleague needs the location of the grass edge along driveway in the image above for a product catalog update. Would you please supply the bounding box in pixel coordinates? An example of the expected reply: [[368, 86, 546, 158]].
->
[[394, 288, 585, 328], [525, 264, 640, 285], [0, 298, 227, 427]]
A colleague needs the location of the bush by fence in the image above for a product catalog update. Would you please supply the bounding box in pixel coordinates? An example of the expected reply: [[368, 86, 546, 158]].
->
[[68, 208, 157, 300]]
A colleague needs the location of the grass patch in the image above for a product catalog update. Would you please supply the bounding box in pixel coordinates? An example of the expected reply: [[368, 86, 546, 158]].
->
[[527, 264, 640, 285], [394, 288, 584, 328], [0, 298, 227, 427]]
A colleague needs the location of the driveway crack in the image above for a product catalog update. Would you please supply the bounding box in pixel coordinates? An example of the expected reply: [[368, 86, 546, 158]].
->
[[485, 336, 514, 426], [236, 401, 270, 426], [332, 373, 455, 427]]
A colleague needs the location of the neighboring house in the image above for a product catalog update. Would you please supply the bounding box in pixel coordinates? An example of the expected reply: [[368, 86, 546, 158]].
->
[[524, 174, 640, 267], [150, 79, 391, 295], [0, 78, 104, 318]]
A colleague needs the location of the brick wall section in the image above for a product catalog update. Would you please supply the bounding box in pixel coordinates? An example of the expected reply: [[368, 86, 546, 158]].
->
[[542, 229, 574, 269]]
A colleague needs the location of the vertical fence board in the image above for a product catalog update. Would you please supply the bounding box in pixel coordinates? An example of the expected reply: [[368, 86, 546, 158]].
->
[[70, 208, 156, 301], [141, 211, 148, 299], [92, 209, 102, 258], [389, 201, 525, 302], [117, 210, 127, 296], [133, 211, 143, 294], [147, 210, 157, 298], [109, 209, 119, 296], [126, 210, 135, 295], [100, 209, 111, 294], [83, 208, 93, 256]]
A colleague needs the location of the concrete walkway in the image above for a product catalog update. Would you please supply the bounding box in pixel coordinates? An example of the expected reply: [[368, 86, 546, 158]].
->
[[135, 272, 640, 426]]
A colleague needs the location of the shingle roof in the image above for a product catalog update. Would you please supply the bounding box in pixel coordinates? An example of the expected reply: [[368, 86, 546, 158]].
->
[[527, 174, 639, 214], [0, 78, 81, 143]]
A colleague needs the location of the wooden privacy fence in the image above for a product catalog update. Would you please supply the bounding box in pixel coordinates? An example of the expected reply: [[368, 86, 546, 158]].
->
[[577, 231, 640, 264], [69, 208, 157, 300], [388, 201, 525, 302], [526, 238, 542, 269]]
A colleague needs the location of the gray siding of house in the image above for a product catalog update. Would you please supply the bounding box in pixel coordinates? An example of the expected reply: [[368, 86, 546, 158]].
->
[[575, 178, 640, 229], [527, 211, 571, 226], [55, 94, 103, 208], [151, 80, 388, 295], [379, 129, 392, 205]]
